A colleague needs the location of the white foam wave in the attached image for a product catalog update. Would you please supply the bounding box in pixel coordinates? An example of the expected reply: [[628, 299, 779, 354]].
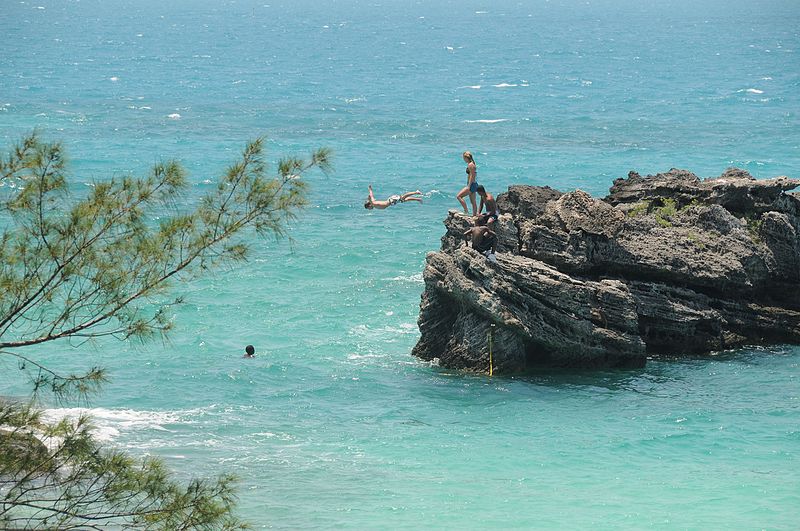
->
[[386, 323, 418, 334], [746, 88, 764, 94], [109, 76, 119, 82], [348, 323, 419, 338], [42, 407, 207, 442], [493, 83, 517, 88], [464, 118, 509, 124], [347, 353, 386, 360], [167, 113, 181, 119], [459, 85, 481, 89], [385, 273, 424, 283]]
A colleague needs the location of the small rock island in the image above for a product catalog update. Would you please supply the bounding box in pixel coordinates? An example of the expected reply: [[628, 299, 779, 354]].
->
[[412, 169, 800, 373]]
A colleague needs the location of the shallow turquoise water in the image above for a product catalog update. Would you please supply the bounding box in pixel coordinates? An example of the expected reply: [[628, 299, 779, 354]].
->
[[2, 0, 799, 527]]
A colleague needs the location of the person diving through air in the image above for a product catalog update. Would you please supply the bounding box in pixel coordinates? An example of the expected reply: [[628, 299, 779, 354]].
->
[[364, 185, 423, 209]]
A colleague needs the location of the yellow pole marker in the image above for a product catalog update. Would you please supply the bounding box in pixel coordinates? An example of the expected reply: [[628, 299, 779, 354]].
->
[[488, 324, 495, 376]]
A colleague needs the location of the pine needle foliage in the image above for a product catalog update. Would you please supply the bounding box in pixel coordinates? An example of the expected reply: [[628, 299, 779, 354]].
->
[[0, 132, 332, 528], [0, 399, 243, 530]]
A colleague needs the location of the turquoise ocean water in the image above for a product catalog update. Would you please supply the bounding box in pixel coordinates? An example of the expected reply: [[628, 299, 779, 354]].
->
[[2, 0, 799, 527]]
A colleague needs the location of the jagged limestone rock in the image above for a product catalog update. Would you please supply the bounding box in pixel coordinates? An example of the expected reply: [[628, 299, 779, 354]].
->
[[413, 169, 800, 373]]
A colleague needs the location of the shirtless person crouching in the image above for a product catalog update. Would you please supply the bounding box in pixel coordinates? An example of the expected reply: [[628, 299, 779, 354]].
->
[[464, 225, 497, 262]]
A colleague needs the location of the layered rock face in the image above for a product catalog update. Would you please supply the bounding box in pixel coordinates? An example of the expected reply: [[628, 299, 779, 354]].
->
[[412, 169, 800, 373]]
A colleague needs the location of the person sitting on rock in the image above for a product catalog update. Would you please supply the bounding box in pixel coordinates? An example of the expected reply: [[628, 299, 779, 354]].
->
[[364, 184, 423, 209], [474, 185, 499, 227], [464, 225, 497, 262]]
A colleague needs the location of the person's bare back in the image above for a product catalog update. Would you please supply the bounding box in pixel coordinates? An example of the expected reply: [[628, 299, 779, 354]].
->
[[464, 225, 497, 259]]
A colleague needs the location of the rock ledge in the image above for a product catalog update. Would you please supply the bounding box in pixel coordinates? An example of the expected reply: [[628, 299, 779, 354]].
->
[[412, 169, 800, 373]]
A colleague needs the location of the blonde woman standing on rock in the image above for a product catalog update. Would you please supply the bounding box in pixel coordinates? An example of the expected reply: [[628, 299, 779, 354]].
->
[[456, 151, 479, 216]]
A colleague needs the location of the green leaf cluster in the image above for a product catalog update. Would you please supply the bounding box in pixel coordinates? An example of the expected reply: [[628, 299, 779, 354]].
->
[[744, 214, 764, 244], [654, 198, 677, 228], [626, 200, 650, 218]]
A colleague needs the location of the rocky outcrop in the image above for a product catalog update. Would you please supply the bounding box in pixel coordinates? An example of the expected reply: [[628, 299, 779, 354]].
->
[[412, 168, 800, 373]]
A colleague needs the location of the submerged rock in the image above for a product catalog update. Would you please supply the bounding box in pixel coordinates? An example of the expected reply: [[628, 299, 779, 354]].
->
[[412, 169, 800, 373]]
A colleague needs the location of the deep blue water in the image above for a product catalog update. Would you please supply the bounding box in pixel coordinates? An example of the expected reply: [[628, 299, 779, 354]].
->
[[1, 0, 799, 527]]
